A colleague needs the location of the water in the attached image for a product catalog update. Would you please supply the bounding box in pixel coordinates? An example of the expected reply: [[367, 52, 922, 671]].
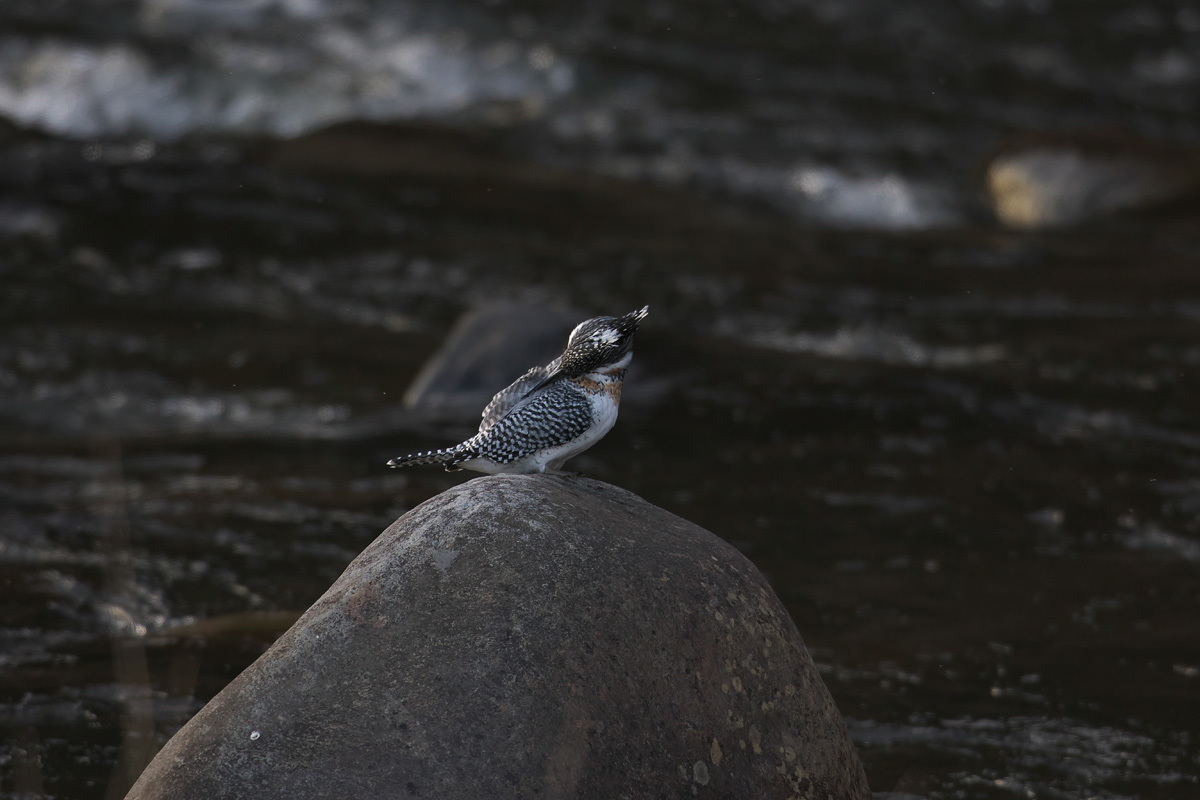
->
[[2, 1, 1200, 798]]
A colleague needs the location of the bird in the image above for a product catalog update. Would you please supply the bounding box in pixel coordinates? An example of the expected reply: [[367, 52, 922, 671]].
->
[[387, 306, 649, 474]]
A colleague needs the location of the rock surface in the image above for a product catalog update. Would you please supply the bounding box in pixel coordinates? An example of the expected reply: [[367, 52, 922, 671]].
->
[[985, 136, 1200, 229], [127, 475, 871, 800], [403, 304, 582, 412]]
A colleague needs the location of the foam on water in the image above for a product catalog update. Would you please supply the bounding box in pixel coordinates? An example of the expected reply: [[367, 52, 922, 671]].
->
[[0, 6, 573, 139], [849, 716, 1199, 797], [788, 165, 961, 230], [1120, 522, 1200, 563], [751, 325, 1006, 368]]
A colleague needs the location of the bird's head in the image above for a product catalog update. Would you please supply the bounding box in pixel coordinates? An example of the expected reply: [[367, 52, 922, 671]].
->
[[558, 305, 649, 376]]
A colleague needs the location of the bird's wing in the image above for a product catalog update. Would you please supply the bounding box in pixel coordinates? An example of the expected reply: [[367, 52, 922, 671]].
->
[[478, 357, 561, 433], [460, 382, 593, 468]]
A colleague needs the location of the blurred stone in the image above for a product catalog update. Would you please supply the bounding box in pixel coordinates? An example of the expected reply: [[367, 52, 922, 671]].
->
[[985, 136, 1200, 229], [127, 475, 871, 800], [404, 304, 581, 412]]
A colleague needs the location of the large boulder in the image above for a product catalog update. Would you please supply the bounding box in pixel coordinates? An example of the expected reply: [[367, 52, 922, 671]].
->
[[128, 475, 870, 799]]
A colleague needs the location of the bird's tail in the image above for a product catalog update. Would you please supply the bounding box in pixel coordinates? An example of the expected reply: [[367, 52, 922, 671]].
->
[[386, 443, 470, 470]]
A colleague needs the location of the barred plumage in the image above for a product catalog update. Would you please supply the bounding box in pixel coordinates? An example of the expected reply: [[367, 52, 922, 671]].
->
[[387, 306, 648, 474], [384, 444, 469, 469]]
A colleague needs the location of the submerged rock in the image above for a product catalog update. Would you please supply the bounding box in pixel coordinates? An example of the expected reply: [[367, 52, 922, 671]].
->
[[403, 304, 581, 412], [127, 475, 870, 800], [985, 136, 1200, 229]]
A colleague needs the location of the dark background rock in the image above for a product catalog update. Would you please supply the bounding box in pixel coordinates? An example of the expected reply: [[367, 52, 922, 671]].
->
[[984, 133, 1200, 228], [402, 304, 582, 412], [127, 475, 871, 800]]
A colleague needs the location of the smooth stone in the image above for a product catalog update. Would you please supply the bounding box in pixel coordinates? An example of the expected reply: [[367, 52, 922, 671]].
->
[[127, 475, 871, 800], [985, 136, 1200, 228], [403, 304, 582, 412]]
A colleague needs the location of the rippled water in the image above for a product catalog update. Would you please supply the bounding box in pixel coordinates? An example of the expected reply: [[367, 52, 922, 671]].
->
[[3, 1, 1200, 798]]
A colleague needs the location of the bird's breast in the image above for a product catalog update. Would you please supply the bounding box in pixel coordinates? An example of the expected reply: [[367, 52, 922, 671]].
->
[[568, 374, 624, 404]]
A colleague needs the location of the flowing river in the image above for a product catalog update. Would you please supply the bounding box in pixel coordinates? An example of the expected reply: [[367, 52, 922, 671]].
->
[[2, 1, 1199, 797]]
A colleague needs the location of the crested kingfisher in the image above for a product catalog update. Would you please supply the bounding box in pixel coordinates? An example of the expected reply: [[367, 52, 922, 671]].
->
[[387, 306, 648, 474]]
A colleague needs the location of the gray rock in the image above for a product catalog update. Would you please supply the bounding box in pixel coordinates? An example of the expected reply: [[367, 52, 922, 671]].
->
[[404, 305, 582, 412], [128, 475, 871, 800]]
